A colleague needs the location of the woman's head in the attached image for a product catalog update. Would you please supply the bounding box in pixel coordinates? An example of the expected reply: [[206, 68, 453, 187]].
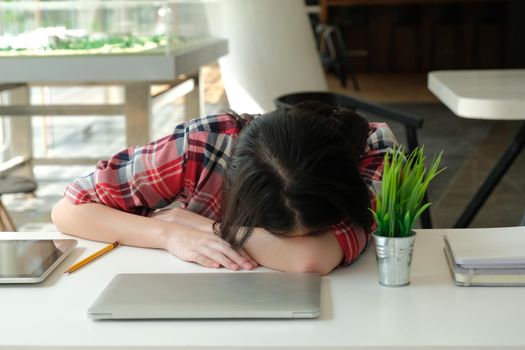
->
[[219, 101, 373, 247]]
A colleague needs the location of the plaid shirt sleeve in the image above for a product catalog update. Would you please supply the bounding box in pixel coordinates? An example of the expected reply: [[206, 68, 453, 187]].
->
[[63, 128, 188, 216], [331, 122, 397, 266], [63, 114, 247, 216]]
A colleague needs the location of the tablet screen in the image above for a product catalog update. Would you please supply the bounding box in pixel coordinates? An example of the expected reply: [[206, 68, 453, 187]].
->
[[0, 239, 77, 281]]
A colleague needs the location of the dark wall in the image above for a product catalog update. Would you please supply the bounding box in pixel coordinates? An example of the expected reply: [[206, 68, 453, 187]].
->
[[319, 1, 521, 73], [508, 0, 525, 68]]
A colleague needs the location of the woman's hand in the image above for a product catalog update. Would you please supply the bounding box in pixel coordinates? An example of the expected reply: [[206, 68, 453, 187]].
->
[[161, 228, 255, 270], [151, 207, 258, 270]]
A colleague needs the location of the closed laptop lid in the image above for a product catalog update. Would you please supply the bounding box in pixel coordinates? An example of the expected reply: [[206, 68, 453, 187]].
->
[[88, 272, 321, 319]]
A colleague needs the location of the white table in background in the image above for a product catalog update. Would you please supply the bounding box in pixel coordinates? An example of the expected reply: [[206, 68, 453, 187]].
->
[[428, 69, 525, 227], [0, 38, 227, 173], [1, 229, 524, 349]]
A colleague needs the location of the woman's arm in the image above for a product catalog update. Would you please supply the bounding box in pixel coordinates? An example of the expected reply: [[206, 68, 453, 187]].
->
[[148, 207, 343, 275], [51, 198, 254, 270], [243, 229, 343, 275]]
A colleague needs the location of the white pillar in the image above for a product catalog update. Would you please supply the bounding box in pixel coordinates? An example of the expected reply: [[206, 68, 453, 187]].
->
[[8, 85, 33, 178], [206, 0, 327, 114]]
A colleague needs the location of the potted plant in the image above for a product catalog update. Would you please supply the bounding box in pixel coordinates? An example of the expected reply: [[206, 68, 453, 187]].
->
[[371, 147, 444, 287]]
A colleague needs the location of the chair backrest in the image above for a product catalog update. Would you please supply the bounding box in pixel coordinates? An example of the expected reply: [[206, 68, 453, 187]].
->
[[315, 24, 346, 60], [275, 92, 423, 152], [0, 176, 37, 232]]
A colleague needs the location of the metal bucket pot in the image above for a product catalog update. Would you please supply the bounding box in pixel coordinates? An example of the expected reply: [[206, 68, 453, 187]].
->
[[372, 232, 416, 287]]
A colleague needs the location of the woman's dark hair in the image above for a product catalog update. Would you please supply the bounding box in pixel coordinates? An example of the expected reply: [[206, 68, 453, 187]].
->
[[219, 101, 373, 248]]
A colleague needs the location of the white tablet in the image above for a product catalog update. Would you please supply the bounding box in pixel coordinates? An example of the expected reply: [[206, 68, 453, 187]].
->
[[0, 239, 77, 284]]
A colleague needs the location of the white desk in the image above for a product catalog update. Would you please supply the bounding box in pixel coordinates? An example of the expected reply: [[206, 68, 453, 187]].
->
[[0, 38, 227, 173], [428, 70, 525, 120], [428, 69, 525, 227], [1, 230, 524, 349]]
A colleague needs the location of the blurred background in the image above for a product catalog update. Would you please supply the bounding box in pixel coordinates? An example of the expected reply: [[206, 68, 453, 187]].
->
[[0, 0, 523, 232]]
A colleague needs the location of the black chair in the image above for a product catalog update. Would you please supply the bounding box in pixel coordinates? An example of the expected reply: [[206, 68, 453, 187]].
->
[[316, 24, 360, 91], [275, 92, 432, 229], [0, 176, 37, 231]]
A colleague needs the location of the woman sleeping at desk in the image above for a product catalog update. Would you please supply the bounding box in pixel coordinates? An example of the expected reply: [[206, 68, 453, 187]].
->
[[51, 101, 394, 275]]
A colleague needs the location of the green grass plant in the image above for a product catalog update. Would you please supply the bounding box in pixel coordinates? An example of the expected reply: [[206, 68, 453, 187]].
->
[[371, 146, 444, 237]]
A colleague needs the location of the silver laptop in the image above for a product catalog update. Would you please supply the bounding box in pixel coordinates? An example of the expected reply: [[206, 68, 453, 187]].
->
[[88, 272, 321, 319]]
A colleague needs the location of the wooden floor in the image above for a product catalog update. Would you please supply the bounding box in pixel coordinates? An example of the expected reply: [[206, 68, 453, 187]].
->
[[326, 72, 439, 103], [202, 65, 227, 105], [204, 64, 440, 105]]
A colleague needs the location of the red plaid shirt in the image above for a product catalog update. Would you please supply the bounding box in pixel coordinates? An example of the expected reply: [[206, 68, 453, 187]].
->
[[65, 113, 395, 266]]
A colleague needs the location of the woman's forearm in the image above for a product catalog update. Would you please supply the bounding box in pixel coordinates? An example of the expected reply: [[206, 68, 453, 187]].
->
[[51, 199, 254, 270], [53, 200, 341, 275], [51, 198, 171, 249], [243, 229, 343, 275], [147, 207, 344, 275], [147, 208, 342, 274]]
